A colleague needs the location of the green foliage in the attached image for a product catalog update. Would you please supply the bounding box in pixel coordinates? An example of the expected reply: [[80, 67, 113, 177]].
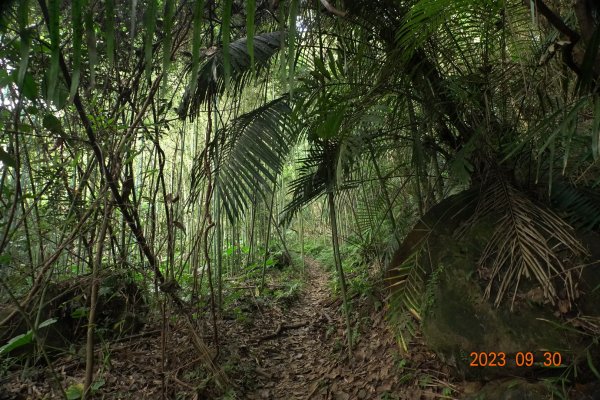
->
[[551, 181, 600, 232], [387, 244, 429, 352], [1, 0, 600, 395], [0, 318, 57, 355], [179, 31, 286, 120], [192, 97, 300, 222]]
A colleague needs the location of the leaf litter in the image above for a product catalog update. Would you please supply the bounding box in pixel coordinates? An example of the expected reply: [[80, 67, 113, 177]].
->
[[0, 258, 455, 399]]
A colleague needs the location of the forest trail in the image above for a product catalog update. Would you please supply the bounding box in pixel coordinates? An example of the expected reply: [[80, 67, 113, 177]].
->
[[230, 257, 438, 400], [1, 256, 449, 399], [243, 257, 335, 399]]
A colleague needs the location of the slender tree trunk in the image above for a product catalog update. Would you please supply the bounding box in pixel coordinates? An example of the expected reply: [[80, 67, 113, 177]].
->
[[260, 185, 277, 292], [328, 191, 352, 356], [299, 209, 305, 272], [84, 197, 111, 397], [247, 188, 258, 268]]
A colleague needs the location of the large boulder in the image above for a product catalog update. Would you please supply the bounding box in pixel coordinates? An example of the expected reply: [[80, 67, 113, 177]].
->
[[387, 190, 600, 382]]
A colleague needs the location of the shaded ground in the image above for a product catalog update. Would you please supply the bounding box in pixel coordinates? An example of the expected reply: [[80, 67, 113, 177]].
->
[[224, 258, 454, 399], [1, 258, 455, 399]]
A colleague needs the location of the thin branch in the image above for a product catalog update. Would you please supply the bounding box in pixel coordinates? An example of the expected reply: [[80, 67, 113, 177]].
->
[[320, 0, 347, 17]]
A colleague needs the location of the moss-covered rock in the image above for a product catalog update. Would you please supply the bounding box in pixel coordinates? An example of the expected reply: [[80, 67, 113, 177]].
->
[[388, 190, 599, 381], [462, 379, 552, 400]]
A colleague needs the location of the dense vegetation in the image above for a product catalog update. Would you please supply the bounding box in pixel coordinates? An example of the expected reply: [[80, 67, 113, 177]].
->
[[0, 0, 599, 398]]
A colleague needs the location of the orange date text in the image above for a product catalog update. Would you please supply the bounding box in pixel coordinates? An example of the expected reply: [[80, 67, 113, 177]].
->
[[469, 352, 562, 367]]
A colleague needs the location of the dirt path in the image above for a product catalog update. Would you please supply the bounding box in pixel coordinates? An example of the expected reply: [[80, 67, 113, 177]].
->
[[231, 257, 437, 400], [243, 258, 335, 399]]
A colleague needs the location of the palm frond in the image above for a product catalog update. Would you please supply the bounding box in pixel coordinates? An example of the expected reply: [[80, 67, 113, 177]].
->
[[471, 176, 587, 309], [282, 136, 364, 225], [281, 140, 334, 223], [385, 189, 476, 350], [178, 31, 286, 120], [191, 97, 299, 222], [386, 242, 429, 352]]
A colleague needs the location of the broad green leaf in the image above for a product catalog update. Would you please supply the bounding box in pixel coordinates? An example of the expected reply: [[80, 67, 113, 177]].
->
[[70, 307, 88, 319], [91, 379, 105, 391], [18, 71, 38, 100], [0, 318, 56, 355], [38, 318, 57, 329], [0, 332, 33, 355], [43, 114, 64, 136], [65, 383, 84, 400]]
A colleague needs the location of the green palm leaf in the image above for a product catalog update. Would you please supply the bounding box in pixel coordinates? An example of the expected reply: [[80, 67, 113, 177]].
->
[[191, 97, 299, 222], [178, 31, 286, 120]]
